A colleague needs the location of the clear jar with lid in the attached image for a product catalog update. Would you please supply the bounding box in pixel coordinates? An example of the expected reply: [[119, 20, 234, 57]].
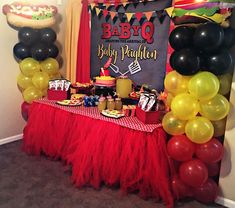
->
[[98, 97, 107, 112], [107, 98, 115, 110], [115, 98, 122, 110]]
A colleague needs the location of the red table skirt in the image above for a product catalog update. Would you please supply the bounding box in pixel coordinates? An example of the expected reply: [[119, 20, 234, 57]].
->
[[23, 102, 173, 207]]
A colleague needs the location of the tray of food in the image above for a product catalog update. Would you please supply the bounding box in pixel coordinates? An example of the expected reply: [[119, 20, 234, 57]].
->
[[101, 109, 125, 119], [56, 100, 83, 106]]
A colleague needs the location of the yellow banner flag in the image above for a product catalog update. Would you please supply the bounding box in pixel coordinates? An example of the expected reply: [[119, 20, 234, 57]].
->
[[126, 13, 133, 22], [122, 2, 128, 7], [90, 3, 96, 10], [95, 7, 101, 16], [165, 7, 174, 17]]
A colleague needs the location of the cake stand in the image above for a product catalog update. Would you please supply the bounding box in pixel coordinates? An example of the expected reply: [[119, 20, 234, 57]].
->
[[94, 83, 116, 97]]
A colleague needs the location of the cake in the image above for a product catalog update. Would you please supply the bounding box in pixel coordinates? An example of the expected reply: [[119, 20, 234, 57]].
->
[[95, 67, 115, 86], [95, 76, 115, 86]]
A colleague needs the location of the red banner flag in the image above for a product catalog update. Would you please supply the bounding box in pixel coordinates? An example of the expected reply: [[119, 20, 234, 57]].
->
[[135, 12, 143, 22]]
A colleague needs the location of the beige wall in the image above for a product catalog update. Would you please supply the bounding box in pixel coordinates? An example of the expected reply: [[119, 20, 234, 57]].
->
[[218, 13, 235, 206], [0, 0, 67, 140]]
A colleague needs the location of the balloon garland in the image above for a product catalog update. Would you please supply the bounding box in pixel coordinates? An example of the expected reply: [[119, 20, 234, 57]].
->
[[164, 22, 234, 203], [2, 2, 61, 120]]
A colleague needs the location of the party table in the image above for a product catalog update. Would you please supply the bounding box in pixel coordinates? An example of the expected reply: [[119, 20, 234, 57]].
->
[[23, 99, 173, 207]]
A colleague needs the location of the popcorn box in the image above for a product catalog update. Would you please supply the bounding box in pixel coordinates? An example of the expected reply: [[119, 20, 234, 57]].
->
[[47, 89, 70, 101], [136, 106, 164, 124]]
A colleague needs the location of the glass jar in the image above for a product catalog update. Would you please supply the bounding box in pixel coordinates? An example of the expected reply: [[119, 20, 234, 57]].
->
[[115, 98, 122, 110], [107, 98, 115, 110], [98, 97, 106, 112], [116, 76, 132, 98]]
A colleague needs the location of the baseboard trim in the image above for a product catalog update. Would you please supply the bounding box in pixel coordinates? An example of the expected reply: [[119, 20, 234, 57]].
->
[[216, 196, 235, 208], [0, 134, 23, 146]]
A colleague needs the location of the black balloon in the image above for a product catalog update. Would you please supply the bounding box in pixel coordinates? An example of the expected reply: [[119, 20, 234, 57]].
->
[[169, 26, 195, 51], [40, 28, 57, 44], [48, 44, 59, 58], [223, 27, 235, 48], [18, 27, 39, 46], [170, 48, 201, 75], [13, 42, 30, 60], [206, 50, 233, 75], [170, 50, 177, 69], [194, 23, 224, 53], [31, 43, 49, 61]]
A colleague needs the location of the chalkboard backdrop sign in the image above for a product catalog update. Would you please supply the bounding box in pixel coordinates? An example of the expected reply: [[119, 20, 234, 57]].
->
[[91, 0, 172, 92]]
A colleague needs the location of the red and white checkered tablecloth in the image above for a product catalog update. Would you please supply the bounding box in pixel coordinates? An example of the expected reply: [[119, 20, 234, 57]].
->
[[34, 99, 162, 132]]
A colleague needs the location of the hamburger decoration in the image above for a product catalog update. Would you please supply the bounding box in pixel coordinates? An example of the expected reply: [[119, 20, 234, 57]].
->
[[172, 0, 232, 27], [2, 1, 57, 28]]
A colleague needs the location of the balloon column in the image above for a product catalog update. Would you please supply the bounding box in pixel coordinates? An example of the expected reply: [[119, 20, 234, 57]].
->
[[164, 23, 235, 203], [2, 2, 60, 120], [15, 27, 61, 119]]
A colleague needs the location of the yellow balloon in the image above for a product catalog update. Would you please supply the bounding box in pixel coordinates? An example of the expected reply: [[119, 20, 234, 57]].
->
[[218, 73, 232, 95], [23, 86, 42, 104], [171, 93, 199, 120], [211, 118, 227, 137], [185, 116, 214, 144], [164, 70, 191, 95], [199, 94, 230, 121], [162, 111, 187, 135], [32, 72, 50, 90], [166, 93, 174, 108], [19, 58, 40, 77], [49, 70, 61, 80], [17, 73, 33, 90], [42, 89, 48, 97], [188, 72, 219, 101], [41, 58, 59, 75]]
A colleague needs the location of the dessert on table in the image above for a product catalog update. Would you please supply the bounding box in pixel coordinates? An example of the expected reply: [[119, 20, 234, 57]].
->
[[94, 57, 116, 87], [95, 67, 116, 86]]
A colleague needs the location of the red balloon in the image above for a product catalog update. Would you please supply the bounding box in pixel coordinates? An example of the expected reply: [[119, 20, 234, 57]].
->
[[179, 159, 208, 187], [196, 138, 224, 163], [206, 162, 220, 177], [21, 101, 31, 121], [171, 175, 193, 199], [167, 135, 196, 161], [193, 178, 218, 204]]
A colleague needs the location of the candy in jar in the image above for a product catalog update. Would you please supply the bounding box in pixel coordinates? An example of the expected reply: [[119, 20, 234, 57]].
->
[[98, 97, 106, 111], [115, 98, 122, 110], [107, 98, 115, 110]]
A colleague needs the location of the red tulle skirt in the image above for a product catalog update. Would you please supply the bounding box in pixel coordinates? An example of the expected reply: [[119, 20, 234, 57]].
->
[[23, 102, 173, 207]]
